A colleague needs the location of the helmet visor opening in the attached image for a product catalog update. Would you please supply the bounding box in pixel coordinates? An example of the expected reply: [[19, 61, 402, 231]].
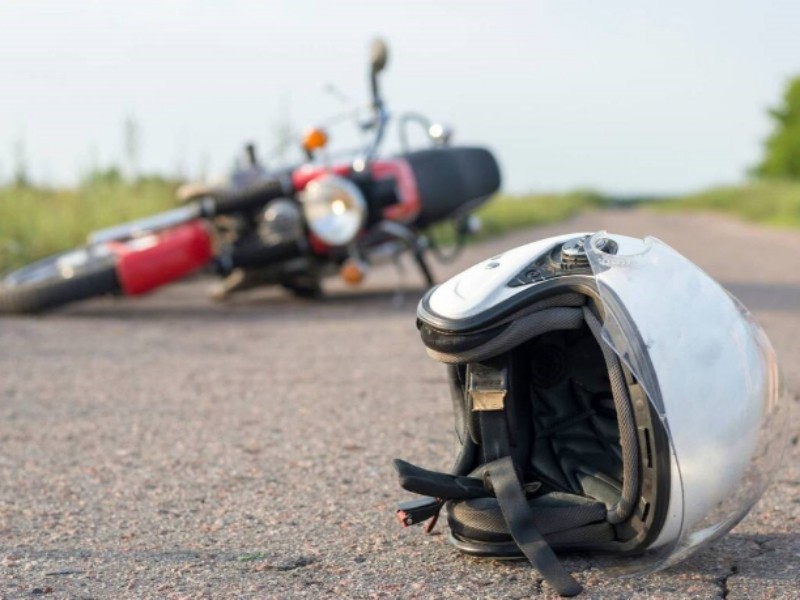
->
[[448, 295, 665, 555]]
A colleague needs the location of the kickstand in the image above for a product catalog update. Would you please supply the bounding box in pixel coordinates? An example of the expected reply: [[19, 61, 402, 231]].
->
[[414, 247, 435, 287]]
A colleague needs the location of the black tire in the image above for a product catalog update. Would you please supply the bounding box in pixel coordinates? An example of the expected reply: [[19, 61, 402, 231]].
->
[[280, 275, 323, 299], [0, 250, 120, 315]]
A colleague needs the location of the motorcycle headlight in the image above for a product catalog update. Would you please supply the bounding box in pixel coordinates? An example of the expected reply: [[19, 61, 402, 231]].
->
[[300, 175, 367, 246]]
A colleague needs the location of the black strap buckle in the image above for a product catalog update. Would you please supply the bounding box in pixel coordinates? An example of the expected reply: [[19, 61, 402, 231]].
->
[[396, 497, 444, 533], [393, 458, 486, 499]]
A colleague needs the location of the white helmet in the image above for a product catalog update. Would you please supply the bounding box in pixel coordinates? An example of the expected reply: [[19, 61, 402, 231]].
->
[[394, 232, 787, 597]]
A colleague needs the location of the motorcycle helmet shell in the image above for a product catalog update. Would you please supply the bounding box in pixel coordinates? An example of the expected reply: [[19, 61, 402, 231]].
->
[[394, 232, 787, 597]]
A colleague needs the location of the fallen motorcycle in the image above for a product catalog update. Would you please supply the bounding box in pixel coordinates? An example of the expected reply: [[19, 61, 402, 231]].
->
[[0, 40, 501, 314]]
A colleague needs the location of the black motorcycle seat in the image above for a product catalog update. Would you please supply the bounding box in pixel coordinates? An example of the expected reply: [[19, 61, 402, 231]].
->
[[404, 146, 501, 227]]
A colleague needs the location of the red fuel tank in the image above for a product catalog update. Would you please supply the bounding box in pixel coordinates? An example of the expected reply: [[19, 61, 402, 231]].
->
[[112, 221, 214, 296]]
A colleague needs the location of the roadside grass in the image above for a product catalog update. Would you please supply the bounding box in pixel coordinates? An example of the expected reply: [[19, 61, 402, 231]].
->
[[429, 191, 607, 246], [0, 183, 605, 274], [3, 178, 798, 275], [476, 191, 606, 238], [654, 179, 800, 228], [0, 178, 178, 274]]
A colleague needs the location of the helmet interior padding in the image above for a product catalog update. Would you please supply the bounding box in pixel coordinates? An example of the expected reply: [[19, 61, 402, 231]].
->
[[447, 302, 640, 553]]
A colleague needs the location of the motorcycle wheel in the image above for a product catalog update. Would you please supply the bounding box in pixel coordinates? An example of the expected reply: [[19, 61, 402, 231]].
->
[[0, 248, 120, 314]]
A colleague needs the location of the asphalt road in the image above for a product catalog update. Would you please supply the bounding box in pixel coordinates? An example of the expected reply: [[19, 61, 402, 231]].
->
[[1, 209, 798, 599]]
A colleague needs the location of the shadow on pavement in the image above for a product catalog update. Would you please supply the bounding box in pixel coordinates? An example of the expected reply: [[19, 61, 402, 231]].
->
[[52, 287, 427, 322]]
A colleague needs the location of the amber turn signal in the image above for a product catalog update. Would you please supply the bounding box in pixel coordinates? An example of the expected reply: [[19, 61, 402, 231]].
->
[[302, 127, 328, 153], [340, 259, 367, 285]]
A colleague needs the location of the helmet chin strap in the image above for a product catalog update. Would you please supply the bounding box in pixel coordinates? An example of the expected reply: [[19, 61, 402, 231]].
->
[[472, 361, 582, 597], [487, 457, 583, 597], [396, 355, 585, 597]]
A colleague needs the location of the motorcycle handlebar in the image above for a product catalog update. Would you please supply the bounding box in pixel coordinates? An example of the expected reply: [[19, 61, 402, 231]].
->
[[206, 177, 291, 216]]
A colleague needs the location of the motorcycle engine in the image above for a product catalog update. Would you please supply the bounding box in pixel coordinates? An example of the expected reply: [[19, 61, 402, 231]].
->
[[258, 199, 304, 245]]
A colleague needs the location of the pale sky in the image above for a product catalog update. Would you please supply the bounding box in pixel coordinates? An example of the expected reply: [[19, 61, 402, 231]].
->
[[1, 0, 799, 194]]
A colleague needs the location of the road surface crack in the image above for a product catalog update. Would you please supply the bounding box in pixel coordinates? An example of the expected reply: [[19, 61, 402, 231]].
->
[[262, 556, 317, 571], [719, 564, 738, 599]]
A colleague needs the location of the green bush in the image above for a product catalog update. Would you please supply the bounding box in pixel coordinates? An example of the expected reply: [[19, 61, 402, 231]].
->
[[754, 76, 800, 179]]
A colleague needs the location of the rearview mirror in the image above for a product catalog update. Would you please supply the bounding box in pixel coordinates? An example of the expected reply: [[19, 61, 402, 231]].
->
[[370, 38, 389, 74]]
